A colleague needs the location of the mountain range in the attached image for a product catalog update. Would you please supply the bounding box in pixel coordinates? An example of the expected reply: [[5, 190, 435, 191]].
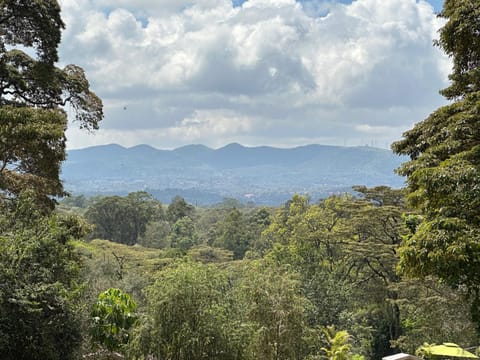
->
[[62, 143, 407, 205]]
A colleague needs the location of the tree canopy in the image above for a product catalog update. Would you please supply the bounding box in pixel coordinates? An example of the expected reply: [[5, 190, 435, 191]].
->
[[437, 0, 480, 99], [85, 192, 163, 245], [392, 0, 480, 329], [0, 195, 89, 360], [0, 0, 103, 210], [61, 190, 479, 359], [0, 2, 103, 358]]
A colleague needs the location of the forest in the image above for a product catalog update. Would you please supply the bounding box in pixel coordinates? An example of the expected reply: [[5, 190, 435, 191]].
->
[[56, 189, 478, 360], [1, 0, 480, 359]]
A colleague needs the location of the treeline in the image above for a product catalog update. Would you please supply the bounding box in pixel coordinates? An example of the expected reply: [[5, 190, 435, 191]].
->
[[50, 188, 477, 359], [68, 193, 270, 258]]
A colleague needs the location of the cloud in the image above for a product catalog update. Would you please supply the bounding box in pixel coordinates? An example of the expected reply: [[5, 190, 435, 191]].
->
[[59, 0, 449, 150]]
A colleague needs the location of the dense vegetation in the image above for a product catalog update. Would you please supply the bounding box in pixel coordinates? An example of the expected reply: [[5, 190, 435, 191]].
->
[[45, 191, 480, 359], [1, 0, 480, 359], [392, 0, 480, 330]]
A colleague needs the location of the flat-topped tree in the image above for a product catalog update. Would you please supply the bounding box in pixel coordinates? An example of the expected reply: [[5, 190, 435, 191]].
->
[[392, 0, 480, 329], [0, 0, 103, 211]]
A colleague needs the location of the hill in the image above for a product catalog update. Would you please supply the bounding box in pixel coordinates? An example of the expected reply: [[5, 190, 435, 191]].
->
[[62, 143, 406, 205]]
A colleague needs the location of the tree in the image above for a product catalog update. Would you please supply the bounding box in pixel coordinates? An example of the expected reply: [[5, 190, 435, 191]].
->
[[244, 208, 272, 258], [137, 220, 171, 248], [0, 3, 102, 358], [263, 195, 354, 328], [391, 277, 477, 354], [263, 192, 408, 358], [391, 0, 480, 328], [90, 288, 137, 353], [436, 0, 480, 100], [166, 195, 195, 223], [235, 261, 320, 360], [345, 187, 407, 349], [85, 196, 136, 244], [85, 192, 163, 245], [214, 208, 250, 259], [168, 216, 199, 251], [126, 192, 164, 243], [0, 194, 89, 360], [0, 0, 103, 210], [131, 261, 242, 360]]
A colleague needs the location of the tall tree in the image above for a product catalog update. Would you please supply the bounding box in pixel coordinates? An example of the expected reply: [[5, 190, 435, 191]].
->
[[214, 208, 250, 259], [437, 0, 480, 99], [85, 192, 162, 245], [263, 192, 408, 358], [0, 3, 102, 358], [166, 196, 195, 223], [263, 195, 354, 327], [392, 0, 480, 328], [345, 187, 407, 357], [0, 0, 103, 210]]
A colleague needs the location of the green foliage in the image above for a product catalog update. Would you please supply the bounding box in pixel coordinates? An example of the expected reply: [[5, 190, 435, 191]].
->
[[85, 192, 163, 245], [0, 0, 102, 126], [194, 205, 272, 259], [391, 277, 477, 354], [74, 191, 480, 358], [187, 245, 234, 263], [263, 195, 355, 329], [392, 0, 480, 330], [393, 98, 480, 304], [131, 261, 242, 360], [261, 190, 408, 358], [245, 207, 273, 258], [0, 2, 105, 358], [0, 0, 103, 210], [0, 107, 67, 210], [90, 288, 137, 352], [74, 239, 172, 310], [0, 195, 86, 360], [437, 0, 480, 99], [137, 220, 171, 248], [131, 258, 324, 360], [168, 216, 199, 251], [321, 326, 352, 360], [236, 261, 317, 360], [214, 208, 250, 259], [166, 195, 195, 223]]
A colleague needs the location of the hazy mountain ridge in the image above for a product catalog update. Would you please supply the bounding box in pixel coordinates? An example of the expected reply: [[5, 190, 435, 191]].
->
[[63, 143, 406, 205]]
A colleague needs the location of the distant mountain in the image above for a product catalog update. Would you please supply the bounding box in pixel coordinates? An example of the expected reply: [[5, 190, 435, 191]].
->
[[62, 143, 407, 205]]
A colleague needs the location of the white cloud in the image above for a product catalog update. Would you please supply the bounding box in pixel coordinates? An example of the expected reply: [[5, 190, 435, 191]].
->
[[168, 109, 255, 140], [59, 0, 450, 150]]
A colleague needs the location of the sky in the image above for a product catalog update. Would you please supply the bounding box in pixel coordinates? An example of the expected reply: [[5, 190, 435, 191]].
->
[[59, 0, 448, 150]]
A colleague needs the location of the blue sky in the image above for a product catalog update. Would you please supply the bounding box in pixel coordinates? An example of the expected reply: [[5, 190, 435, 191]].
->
[[424, 0, 443, 12], [233, 0, 444, 12], [60, 0, 450, 150]]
